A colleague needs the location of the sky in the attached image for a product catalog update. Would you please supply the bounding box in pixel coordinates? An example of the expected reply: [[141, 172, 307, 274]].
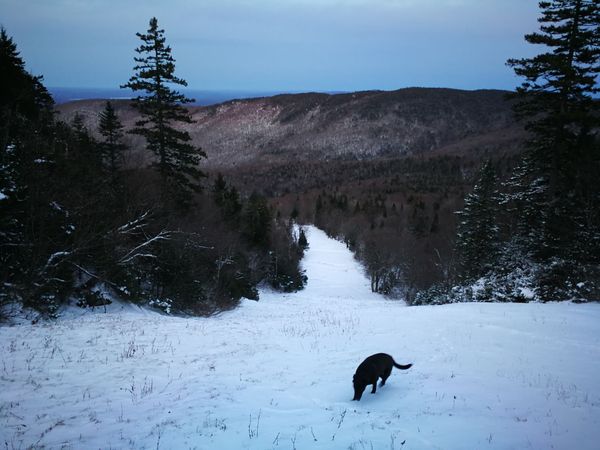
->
[[0, 0, 541, 93]]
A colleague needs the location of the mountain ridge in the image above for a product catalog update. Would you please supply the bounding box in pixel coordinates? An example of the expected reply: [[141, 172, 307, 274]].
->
[[55, 87, 525, 169]]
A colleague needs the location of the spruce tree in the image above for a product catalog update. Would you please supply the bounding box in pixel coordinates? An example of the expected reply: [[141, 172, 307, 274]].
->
[[298, 227, 308, 249], [121, 17, 206, 208], [0, 28, 54, 260], [243, 192, 272, 247], [455, 162, 500, 281], [212, 173, 228, 207], [0, 28, 53, 153], [0, 28, 74, 314], [506, 0, 600, 299], [98, 101, 126, 176], [212, 173, 242, 223]]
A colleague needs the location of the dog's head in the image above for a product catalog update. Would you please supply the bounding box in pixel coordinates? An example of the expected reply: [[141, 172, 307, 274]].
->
[[352, 374, 366, 401]]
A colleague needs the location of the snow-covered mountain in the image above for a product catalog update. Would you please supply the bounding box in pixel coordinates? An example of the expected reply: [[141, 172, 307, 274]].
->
[[55, 88, 525, 169], [2, 226, 599, 449]]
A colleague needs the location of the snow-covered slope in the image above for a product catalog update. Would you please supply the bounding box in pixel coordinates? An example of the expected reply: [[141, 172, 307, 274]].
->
[[1, 226, 600, 449]]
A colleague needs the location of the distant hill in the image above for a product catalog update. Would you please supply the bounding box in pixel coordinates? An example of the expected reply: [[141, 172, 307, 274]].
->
[[49, 87, 292, 106], [56, 87, 527, 289], [55, 87, 525, 171]]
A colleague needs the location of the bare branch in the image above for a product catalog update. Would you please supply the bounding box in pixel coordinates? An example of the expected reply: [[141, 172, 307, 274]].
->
[[118, 230, 172, 265], [118, 210, 152, 235], [40, 251, 71, 274]]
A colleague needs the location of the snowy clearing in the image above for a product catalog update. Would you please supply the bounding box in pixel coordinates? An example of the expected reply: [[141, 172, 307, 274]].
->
[[1, 226, 600, 449]]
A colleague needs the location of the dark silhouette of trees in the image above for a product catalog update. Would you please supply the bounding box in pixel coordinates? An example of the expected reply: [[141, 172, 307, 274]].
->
[[0, 27, 67, 316], [414, 1, 600, 304], [506, 0, 600, 299], [1, 26, 305, 320]]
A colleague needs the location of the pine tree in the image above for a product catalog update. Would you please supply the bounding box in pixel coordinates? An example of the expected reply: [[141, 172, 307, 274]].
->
[[121, 17, 206, 208], [506, 0, 600, 299], [455, 162, 500, 281]]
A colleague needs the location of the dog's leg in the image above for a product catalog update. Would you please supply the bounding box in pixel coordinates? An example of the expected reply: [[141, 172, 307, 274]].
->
[[380, 367, 392, 386], [371, 381, 377, 394]]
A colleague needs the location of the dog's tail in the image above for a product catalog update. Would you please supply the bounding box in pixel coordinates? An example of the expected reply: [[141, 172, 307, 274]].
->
[[393, 361, 412, 370]]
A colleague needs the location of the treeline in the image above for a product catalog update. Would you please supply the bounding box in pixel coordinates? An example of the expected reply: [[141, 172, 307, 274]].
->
[[267, 153, 518, 299], [229, 155, 484, 198], [272, 169, 462, 300], [0, 22, 305, 320]]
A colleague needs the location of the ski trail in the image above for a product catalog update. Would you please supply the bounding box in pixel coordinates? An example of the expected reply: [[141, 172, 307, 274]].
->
[[293, 225, 384, 302]]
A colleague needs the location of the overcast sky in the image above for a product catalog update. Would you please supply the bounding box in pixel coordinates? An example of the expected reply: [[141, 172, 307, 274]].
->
[[1, 0, 541, 92]]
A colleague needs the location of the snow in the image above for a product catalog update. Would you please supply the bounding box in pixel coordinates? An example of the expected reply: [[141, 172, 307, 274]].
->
[[519, 286, 536, 300], [2, 226, 600, 449]]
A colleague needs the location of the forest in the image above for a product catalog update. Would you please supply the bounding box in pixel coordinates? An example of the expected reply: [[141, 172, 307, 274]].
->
[[1, 0, 599, 321], [0, 22, 306, 320]]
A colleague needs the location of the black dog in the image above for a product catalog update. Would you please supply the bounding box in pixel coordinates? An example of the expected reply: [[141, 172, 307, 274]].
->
[[352, 353, 412, 401]]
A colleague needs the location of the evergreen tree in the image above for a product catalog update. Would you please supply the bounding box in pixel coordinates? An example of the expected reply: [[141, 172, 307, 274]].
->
[[212, 173, 228, 207], [0, 28, 53, 154], [98, 101, 126, 176], [0, 28, 68, 314], [222, 185, 242, 223], [71, 113, 86, 135], [507, 1, 599, 135], [455, 162, 500, 281], [506, 0, 600, 299], [212, 173, 242, 223], [121, 17, 206, 208], [243, 192, 272, 247], [298, 227, 309, 250], [290, 204, 299, 221]]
